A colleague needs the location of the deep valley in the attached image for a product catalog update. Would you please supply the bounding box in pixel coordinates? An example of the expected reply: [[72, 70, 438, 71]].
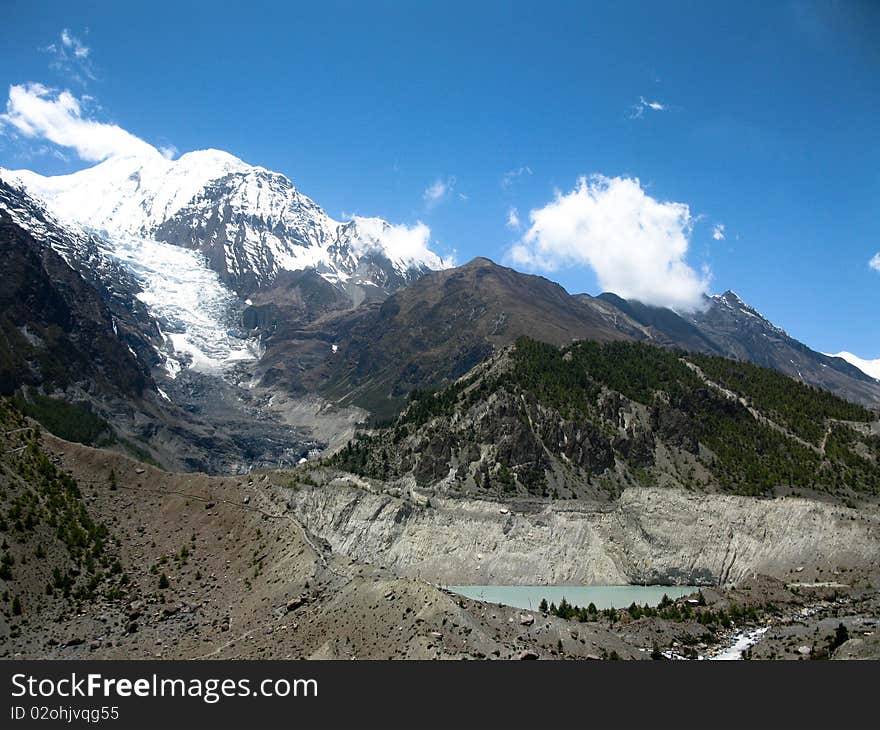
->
[[1, 147, 879, 661]]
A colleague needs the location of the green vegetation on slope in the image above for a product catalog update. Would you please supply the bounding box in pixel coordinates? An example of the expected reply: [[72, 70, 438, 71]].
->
[[328, 338, 880, 500], [8, 391, 161, 468], [0, 398, 128, 620], [509, 337, 697, 414], [687, 353, 873, 445], [12, 392, 113, 446]]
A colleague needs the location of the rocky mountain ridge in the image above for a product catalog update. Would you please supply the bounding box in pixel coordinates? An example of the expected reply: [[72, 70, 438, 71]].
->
[[257, 258, 880, 423], [595, 289, 880, 408]]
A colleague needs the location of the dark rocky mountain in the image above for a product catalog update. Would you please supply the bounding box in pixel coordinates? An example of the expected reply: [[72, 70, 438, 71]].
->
[[595, 289, 880, 408], [591, 292, 722, 354], [0, 198, 152, 399], [242, 268, 356, 331], [254, 257, 633, 421], [685, 291, 880, 406], [250, 257, 880, 424], [0, 179, 163, 378], [0, 180, 319, 474]]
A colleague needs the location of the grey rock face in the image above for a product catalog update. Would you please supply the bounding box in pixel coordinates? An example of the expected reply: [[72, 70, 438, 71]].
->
[[0, 187, 154, 398], [0, 179, 162, 375], [287, 483, 880, 586], [153, 170, 337, 293], [153, 169, 436, 301], [685, 292, 880, 407]]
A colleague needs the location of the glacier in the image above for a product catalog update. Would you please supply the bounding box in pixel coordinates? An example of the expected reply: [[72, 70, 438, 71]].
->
[[109, 234, 261, 376]]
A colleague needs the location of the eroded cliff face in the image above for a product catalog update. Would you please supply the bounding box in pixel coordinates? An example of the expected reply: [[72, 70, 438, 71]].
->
[[286, 481, 880, 586]]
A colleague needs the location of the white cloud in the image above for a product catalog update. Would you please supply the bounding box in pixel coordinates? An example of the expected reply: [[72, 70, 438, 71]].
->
[[351, 216, 455, 269], [423, 179, 447, 202], [712, 223, 726, 240], [0, 83, 160, 162], [870, 252, 880, 272], [422, 175, 456, 208], [509, 174, 710, 311], [506, 207, 521, 230], [60, 29, 90, 58], [501, 165, 532, 189], [629, 96, 668, 119], [43, 29, 95, 84]]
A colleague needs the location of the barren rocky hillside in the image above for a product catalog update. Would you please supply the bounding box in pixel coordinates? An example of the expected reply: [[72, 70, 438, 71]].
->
[[284, 475, 880, 586], [0, 400, 646, 659]]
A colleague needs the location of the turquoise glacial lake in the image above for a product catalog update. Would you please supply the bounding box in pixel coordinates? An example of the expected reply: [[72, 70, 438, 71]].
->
[[447, 585, 700, 611]]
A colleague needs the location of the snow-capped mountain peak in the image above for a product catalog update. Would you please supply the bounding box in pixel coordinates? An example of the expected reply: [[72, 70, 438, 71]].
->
[[4, 148, 448, 295], [335, 216, 445, 272], [712, 290, 756, 314], [3, 149, 250, 237], [709, 289, 787, 336], [2, 147, 449, 380], [826, 352, 880, 382]]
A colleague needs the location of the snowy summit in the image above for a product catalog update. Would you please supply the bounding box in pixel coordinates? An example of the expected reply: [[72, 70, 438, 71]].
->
[[1, 146, 450, 377], [2, 147, 448, 293]]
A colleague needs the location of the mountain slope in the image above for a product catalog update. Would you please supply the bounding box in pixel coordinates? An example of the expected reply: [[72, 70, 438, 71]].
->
[[0, 193, 152, 399], [256, 257, 633, 421], [594, 289, 880, 408], [253, 258, 880, 423], [328, 336, 880, 504], [592, 292, 723, 354], [0, 397, 653, 661], [0, 179, 162, 371], [0, 179, 324, 474], [685, 291, 880, 408], [6, 150, 878, 472]]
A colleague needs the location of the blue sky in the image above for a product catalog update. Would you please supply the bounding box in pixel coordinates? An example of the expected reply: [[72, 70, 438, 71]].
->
[[1, 1, 878, 357]]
